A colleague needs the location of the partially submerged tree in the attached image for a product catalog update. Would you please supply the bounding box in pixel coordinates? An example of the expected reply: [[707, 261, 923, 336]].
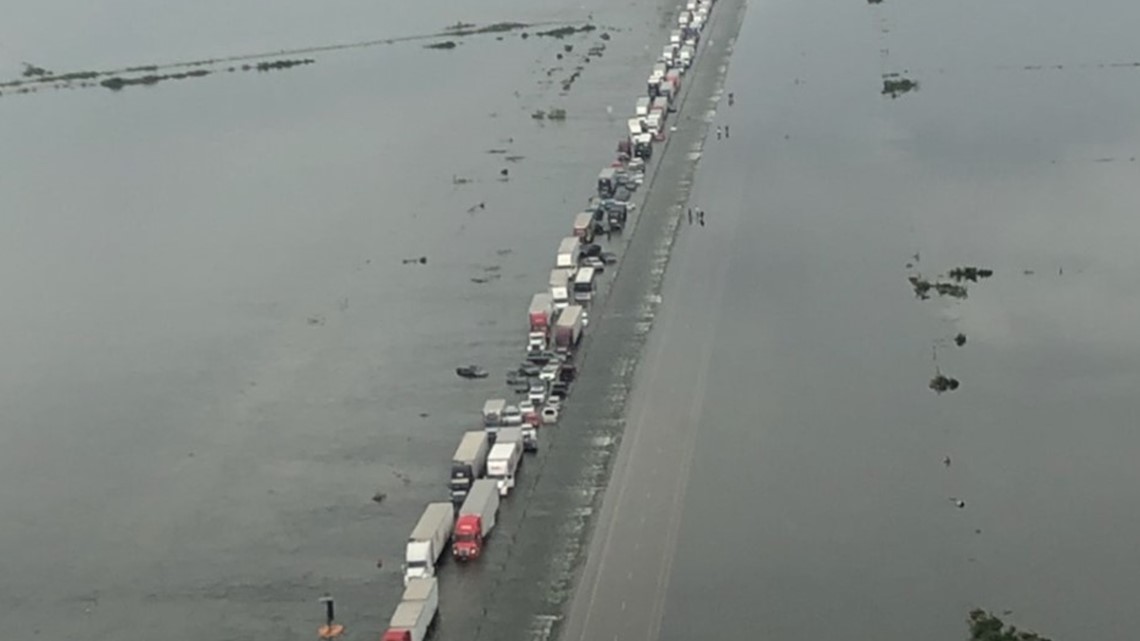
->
[[968, 609, 1052, 641]]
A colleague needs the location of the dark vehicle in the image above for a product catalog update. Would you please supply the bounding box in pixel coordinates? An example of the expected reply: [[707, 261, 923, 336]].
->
[[581, 244, 603, 258], [549, 381, 570, 401], [525, 351, 560, 366], [559, 363, 578, 383], [457, 365, 489, 379], [597, 167, 617, 198], [601, 251, 619, 265], [517, 363, 541, 377]]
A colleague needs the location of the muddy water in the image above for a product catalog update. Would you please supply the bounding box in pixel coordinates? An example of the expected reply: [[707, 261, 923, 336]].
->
[[0, 0, 679, 638], [654, 0, 1140, 640]]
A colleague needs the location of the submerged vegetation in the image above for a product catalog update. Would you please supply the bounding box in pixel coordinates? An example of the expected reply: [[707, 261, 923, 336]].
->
[[882, 75, 919, 98], [968, 610, 1052, 641], [536, 24, 597, 38]]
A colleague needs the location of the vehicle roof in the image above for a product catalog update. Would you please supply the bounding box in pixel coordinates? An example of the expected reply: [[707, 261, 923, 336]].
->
[[574, 267, 596, 282]]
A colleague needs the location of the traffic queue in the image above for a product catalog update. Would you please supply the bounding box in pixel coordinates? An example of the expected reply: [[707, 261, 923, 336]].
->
[[379, 1, 718, 638]]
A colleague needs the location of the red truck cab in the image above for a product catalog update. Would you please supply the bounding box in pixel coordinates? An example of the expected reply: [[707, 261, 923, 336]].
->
[[382, 631, 412, 641], [452, 515, 485, 560]]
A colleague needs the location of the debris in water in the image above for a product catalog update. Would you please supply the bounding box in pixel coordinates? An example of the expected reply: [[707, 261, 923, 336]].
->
[[929, 373, 960, 394], [547, 108, 567, 120], [452, 175, 473, 184], [943, 455, 952, 467], [418, 412, 429, 418], [947, 266, 994, 282], [425, 41, 458, 50], [950, 497, 966, 508], [505, 155, 525, 162], [486, 149, 508, 154], [882, 75, 919, 98], [307, 315, 326, 326], [466, 202, 486, 213], [402, 256, 428, 264], [371, 491, 387, 504], [954, 333, 967, 347], [495, 248, 513, 256], [500, 168, 509, 176], [1023, 269, 1035, 275], [532, 110, 546, 120], [600, 32, 611, 41]]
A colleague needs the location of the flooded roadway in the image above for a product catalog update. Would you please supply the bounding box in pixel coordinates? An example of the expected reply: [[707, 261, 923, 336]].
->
[[621, 0, 1140, 640]]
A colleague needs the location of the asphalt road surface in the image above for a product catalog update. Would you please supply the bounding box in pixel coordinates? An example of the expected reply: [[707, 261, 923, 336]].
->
[[558, 6, 746, 641]]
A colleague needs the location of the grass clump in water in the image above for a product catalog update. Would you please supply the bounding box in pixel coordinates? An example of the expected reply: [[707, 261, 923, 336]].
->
[[882, 75, 919, 98]]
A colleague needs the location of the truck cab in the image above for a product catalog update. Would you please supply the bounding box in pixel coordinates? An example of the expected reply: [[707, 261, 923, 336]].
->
[[452, 517, 485, 560], [633, 134, 653, 160], [527, 331, 547, 353], [597, 167, 617, 198]]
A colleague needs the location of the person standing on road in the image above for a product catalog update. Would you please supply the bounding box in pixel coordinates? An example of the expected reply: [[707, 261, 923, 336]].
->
[[725, 125, 730, 139], [728, 92, 735, 106], [698, 209, 706, 226], [716, 126, 722, 140], [688, 208, 693, 224]]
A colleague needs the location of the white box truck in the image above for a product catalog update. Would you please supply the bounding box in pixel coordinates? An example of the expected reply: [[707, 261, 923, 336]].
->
[[498, 425, 537, 454], [404, 503, 455, 585], [556, 236, 580, 270], [486, 441, 522, 496], [549, 269, 572, 309]]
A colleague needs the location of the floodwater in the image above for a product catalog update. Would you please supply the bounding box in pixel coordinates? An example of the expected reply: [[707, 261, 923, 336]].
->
[[0, 0, 680, 638], [653, 0, 1140, 640]]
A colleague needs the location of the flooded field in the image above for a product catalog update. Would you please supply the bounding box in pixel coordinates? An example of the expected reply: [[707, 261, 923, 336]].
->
[[649, 0, 1140, 640], [0, 0, 686, 638]]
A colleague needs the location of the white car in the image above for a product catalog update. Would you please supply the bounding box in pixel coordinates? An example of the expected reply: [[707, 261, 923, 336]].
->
[[542, 406, 560, 424], [503, 405, 523, 426], [539, 364, 560, 382], [519, 399, 536, 416], [527, 382, 547, 405], [678, 11, 690, 26]]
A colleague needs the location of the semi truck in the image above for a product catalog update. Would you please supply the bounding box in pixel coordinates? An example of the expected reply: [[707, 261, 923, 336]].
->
[[553, 305, 585, 352], [404, 503, 455, 585], [452, 479, 500, 561], [486, 441, 522, 496], [549, 269, 572, 309], [556, 236, 580, 270], [381, 592, 438, 641], [449, 431, 490, 505], [573, 211, 595, 243], [528, 293, 554, 332], [573, 267, 597, 303]]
